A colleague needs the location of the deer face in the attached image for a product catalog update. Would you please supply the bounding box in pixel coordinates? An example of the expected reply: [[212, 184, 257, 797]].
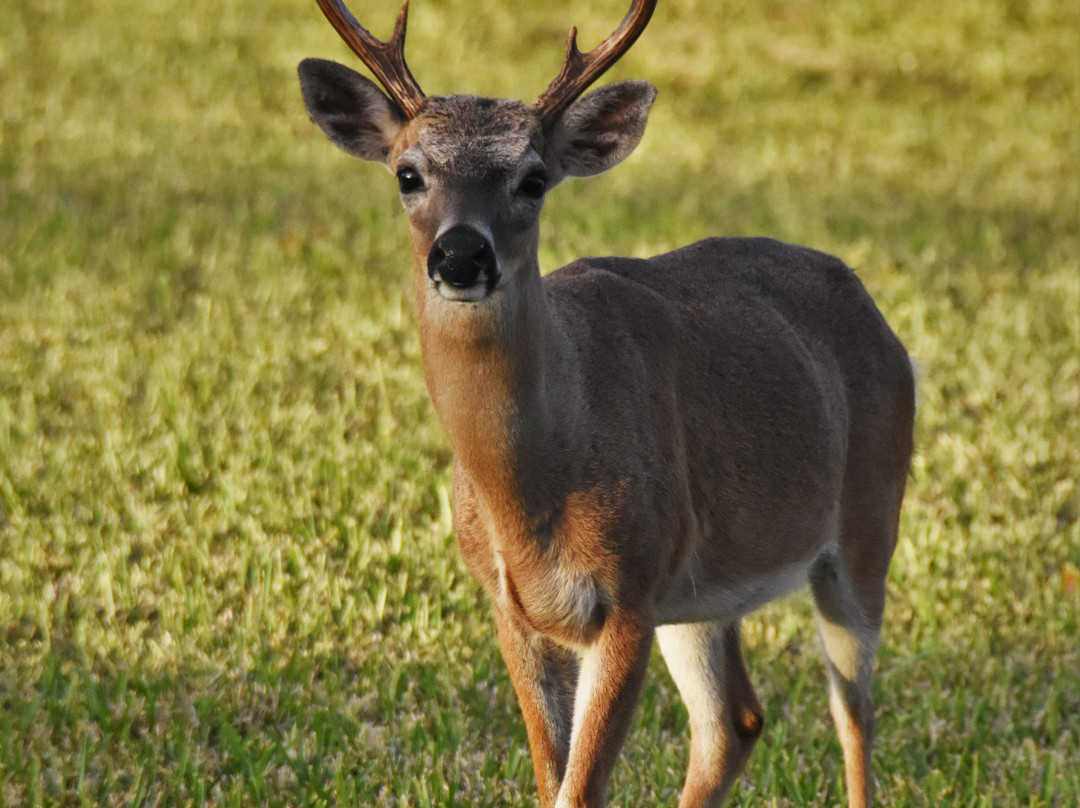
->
[[390, 96, 547, 302], [299, 59, 656, 303]]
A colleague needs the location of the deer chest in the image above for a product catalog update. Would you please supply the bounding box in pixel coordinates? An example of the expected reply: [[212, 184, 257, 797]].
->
[[495, 551, 609, 647]]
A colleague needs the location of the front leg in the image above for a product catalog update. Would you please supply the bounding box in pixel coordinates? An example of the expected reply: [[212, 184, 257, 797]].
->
[[493, 607, 578, 808], [557, 608, 654, 808]]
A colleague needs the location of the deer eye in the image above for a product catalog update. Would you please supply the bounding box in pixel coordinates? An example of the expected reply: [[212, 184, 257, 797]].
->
[[396, 166, 424, 194], [518, 171, 547, 199]]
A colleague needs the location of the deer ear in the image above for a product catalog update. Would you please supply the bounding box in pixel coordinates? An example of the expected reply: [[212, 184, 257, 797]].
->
[[298, 58, 405, 164], [544, 80, 657, 183]]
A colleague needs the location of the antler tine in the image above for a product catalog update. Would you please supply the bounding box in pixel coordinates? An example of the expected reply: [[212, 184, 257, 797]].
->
[[314, 0, 427, 118], [533, 0, 657, 125]]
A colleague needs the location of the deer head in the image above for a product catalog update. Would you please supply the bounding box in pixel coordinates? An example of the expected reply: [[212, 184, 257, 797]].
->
[[298, 0, 657, 304]]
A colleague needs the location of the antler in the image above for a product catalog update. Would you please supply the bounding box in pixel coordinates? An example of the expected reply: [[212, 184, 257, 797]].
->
[[533, 0, 657, 126], [314, 0, 427, 118]]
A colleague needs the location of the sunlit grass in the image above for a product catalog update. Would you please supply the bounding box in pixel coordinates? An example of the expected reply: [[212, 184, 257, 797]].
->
[[1, 0, 1077, 805]]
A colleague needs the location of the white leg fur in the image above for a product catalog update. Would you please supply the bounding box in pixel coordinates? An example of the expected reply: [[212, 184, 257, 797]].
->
[[657, 621, 764, 808]]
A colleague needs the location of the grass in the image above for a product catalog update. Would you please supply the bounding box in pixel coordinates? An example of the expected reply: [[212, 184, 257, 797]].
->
[[1, 0, 1077, 805]]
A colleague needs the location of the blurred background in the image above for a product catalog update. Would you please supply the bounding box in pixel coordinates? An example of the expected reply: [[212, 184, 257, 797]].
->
[[1, 0, 1077, 804]]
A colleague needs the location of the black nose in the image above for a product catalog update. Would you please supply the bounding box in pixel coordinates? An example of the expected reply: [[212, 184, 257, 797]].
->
[[427, 225, 498, 291]]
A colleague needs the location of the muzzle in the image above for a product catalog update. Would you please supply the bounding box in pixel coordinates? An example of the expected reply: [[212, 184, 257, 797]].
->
[[427, 225, 500, 298]]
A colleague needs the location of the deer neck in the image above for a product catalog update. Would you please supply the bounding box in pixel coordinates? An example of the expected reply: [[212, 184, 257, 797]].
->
[[414, 257, 575, 526]]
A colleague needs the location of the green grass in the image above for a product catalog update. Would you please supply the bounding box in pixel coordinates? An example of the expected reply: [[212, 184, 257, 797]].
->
[[1, 0, 1077, 805]]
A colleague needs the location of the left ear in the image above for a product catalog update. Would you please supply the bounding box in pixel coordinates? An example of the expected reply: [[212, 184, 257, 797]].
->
[[544, 80, 657, 185]]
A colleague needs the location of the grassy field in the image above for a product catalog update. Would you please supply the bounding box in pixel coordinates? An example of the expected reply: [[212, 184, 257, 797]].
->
[[1, 0, 1077, 805]]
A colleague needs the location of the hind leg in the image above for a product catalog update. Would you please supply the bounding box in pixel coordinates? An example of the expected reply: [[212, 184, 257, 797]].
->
[[657, 620, 764, 808], [816, 349, 913, 806], [810, 545, 890, 808]]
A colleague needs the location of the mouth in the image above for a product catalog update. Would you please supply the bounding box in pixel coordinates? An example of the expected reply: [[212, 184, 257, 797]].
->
[[430, 269, 501, 302]]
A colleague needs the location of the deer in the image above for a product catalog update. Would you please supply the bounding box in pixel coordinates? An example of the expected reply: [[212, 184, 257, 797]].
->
[[297, 1, 914, 806]]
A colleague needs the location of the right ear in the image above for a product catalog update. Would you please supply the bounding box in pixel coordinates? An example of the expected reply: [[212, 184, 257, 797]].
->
[[543, 80, 657, 186], [298, 58, 405, 164]]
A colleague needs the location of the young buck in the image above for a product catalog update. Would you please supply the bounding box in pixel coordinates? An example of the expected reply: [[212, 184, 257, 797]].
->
[[298, 1, 914, 805]]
